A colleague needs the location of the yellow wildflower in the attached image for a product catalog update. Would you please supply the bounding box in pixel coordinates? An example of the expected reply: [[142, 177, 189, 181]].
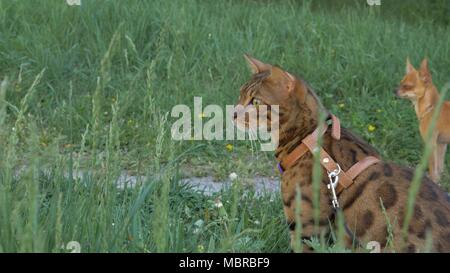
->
[[225, 144, 233, 151], [197, 245, 205, 252]]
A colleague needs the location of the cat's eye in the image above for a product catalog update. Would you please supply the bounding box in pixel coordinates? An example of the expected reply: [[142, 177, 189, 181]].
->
[[252, 98, 262, 106]]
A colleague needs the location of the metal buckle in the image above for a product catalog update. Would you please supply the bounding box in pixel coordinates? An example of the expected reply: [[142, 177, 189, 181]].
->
[[327, 164, 341, 209]]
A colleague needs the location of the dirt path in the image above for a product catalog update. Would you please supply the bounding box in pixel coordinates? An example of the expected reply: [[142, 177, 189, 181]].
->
[[179, 176, 280, 196], [66, 170, 280, 196]]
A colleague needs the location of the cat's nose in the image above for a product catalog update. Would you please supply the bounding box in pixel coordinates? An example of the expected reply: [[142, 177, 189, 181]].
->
[[233, 112, 238, 119], [394, 88, 400, 97]]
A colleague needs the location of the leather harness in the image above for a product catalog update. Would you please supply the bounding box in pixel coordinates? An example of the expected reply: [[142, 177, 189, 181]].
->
[[277, 114, 380, 200], [276, 114, 381, 246]]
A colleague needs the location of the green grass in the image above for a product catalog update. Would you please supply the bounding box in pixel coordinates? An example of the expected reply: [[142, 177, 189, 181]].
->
[[0, 0, 449, 252]]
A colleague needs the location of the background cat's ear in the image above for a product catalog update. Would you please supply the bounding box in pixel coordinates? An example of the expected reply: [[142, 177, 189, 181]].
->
[[244, 54, 271, 74], [406, 57, 416, 74], [419, 58, 432, 84]]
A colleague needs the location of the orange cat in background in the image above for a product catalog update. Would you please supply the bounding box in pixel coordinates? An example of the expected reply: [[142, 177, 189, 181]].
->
[[396, 58, 450, 182]]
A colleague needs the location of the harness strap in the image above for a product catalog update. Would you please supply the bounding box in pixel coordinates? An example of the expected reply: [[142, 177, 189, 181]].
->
[[346, 156, 381, 180], [279, 115, 340, 172], [301, 131, 353, 194], [278, 114, 380, 195], [329, 114, 341, 140]]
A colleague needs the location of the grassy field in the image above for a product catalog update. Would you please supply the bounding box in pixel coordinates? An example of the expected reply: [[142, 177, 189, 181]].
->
[[0, 0, 449, 252]]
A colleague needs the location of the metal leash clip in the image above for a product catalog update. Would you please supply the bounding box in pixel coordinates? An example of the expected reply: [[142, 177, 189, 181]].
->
[[327, 164, 341, 209]]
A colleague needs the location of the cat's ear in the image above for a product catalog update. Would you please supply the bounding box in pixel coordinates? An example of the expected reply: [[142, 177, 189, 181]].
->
[[244, 54, 271, 74], [406, 57, 416, 74], [419, 58, 432, 84], [270, 67, 296, 94]]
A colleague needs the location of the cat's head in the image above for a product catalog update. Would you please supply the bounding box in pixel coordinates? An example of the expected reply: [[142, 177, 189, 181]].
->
[[233, 55, 322, 133]]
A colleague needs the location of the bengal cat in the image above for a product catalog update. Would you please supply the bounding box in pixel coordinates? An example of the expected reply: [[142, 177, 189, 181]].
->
[[233, 55, 450, 252]]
